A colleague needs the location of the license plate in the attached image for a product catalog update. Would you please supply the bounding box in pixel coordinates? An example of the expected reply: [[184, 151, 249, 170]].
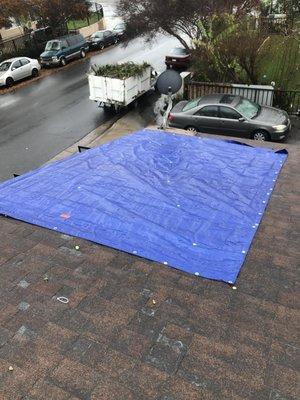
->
[[46, 63, 50, 66], [172, 59, 177, 62]]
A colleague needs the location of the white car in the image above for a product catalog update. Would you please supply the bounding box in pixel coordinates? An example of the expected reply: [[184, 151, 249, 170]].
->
[[0, 57, 41, 87]]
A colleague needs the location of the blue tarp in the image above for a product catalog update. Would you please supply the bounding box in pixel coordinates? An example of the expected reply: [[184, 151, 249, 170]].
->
[[0, 129, 287, 283]]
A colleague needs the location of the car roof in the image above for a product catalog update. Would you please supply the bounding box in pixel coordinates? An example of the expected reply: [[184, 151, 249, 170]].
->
[[49, 34, 83, 41], [1, 57, 27, 63], [198, 94, 241, 106]]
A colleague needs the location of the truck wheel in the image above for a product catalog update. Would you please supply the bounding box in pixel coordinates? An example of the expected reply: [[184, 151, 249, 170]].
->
[[6, 77, 14, 87], [60, 57, 67, 67]]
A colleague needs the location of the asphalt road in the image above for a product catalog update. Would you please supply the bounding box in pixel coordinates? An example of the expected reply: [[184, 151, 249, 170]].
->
[[0, 35, 177, 181]]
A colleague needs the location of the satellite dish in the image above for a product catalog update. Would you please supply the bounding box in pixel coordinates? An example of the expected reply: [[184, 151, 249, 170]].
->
[[156, 70, 183, 95]]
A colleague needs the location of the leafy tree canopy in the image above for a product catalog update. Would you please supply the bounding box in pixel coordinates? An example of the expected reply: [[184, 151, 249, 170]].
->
[[118, 0, 260, 49]]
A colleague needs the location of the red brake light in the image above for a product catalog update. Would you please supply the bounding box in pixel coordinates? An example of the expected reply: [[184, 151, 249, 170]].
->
[[168, 113, 175, 121]]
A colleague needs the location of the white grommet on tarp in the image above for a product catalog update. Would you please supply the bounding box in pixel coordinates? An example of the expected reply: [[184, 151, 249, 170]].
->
[[57, 296, 69, 304]]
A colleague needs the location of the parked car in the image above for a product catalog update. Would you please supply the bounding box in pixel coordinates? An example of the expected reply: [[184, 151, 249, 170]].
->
[[168, 94, 291, 141], [113, 22, 126, 38], [165, 47, 191, 69], [40, 34, 89, 67], [0, 57, 41, 87], [87, 30, 119, 50]]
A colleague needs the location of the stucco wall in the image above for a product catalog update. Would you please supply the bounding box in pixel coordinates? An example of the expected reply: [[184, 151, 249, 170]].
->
[[78, 20, 105, 38]]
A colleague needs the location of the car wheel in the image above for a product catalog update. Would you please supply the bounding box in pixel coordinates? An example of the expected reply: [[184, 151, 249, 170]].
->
[[252, 130, 270, 141], [99, 42, 105, 50], [6, 77, 14, 87], [80, 49, 86, 58], [114, 37, 119, 44], [186, 126, 199, 133], [31, 68, 39, 77], [60, 57, 67, 67]]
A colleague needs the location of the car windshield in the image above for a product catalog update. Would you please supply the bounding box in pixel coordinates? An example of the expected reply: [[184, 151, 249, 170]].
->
[[92, 32, 103, 38], [170, 48, 189, 55], [183, 99, 200, 112], [114, 23, 125, 30], [45, 41, 61, 51], [0, 62, 11, 71], [236, 98, 260, 119]]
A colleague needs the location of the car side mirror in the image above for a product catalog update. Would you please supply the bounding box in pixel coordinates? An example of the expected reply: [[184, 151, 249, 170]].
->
[[11, 67, 16, 71], [239, 117, 246, 122]]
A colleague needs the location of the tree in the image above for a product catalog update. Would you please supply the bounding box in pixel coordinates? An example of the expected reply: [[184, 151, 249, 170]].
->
[[118, 0, 260, 50], [221, 21, 268, 83], [0, 0, 90, 30], [0, 0, 30, 28], [29, 0, 89, 30], [192, 16, 268, 84]]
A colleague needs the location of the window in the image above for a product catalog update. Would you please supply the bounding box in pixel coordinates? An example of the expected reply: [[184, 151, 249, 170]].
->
[[61, 40, 68, 48], [20, 58, 30, 66], [0, 62, 11, 71], [170, 47, 189, 56], [196, 106, 219, 117], [104, 31, 111, 37], [236, 98, 260, 119], [220, 94, 236, 104], [12, 60, 22, 69], [219, 106, 241, 120], [92, 31, 103, 39], [45, 41, 60, 51], [182, 99, 200, 112], [67, 36, 76, 45]]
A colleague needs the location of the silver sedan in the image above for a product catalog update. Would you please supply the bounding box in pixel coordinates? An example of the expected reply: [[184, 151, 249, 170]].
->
[[0, 57, 41, 87], [168, 94, 291, 141]]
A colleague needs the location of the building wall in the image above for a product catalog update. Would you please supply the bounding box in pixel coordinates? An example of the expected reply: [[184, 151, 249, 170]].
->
[[78, 20, 105, 38]]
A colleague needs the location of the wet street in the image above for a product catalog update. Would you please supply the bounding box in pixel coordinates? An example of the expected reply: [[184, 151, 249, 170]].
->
[[0, 24, 177, 181]]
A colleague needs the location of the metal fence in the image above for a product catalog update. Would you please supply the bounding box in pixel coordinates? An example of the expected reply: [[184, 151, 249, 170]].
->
[[185, 81, 300, 115]]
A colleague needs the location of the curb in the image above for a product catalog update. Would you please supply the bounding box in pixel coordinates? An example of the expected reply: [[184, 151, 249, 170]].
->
[[47, 111, 125, 163]]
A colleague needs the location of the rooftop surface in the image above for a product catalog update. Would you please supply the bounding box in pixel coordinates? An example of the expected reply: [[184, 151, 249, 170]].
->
[[0, 129, 299, 400]]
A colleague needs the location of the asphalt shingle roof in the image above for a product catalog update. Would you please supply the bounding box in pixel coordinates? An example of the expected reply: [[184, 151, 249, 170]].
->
[[0, 132, 299, 400]]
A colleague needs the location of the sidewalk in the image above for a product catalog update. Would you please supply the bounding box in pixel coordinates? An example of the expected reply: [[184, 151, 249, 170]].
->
[[49, 107, 300, 165]]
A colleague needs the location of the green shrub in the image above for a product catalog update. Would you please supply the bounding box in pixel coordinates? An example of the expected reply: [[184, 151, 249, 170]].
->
[[90, 62, 150, 79]]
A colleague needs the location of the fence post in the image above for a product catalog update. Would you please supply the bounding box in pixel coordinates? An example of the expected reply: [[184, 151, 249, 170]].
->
[[12, 39, 17, 52]]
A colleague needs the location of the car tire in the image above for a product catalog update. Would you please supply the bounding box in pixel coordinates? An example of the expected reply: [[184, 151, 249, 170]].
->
[[99, 42, 105, 50], [252, 130, 270, 141], [186, 126, 199, 133], [114, 37, 119, 44], [80, 49, 86, 58], [31, 68, 39, 77], [60, 57, 67, 67], [6, 77, 14, 87]]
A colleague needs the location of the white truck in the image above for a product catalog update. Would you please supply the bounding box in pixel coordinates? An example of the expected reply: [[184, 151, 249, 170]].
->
[[88, 63, 156, 112]]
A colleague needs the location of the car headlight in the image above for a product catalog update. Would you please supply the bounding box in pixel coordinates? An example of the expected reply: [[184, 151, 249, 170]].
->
[[272, 124, 286, 132]]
